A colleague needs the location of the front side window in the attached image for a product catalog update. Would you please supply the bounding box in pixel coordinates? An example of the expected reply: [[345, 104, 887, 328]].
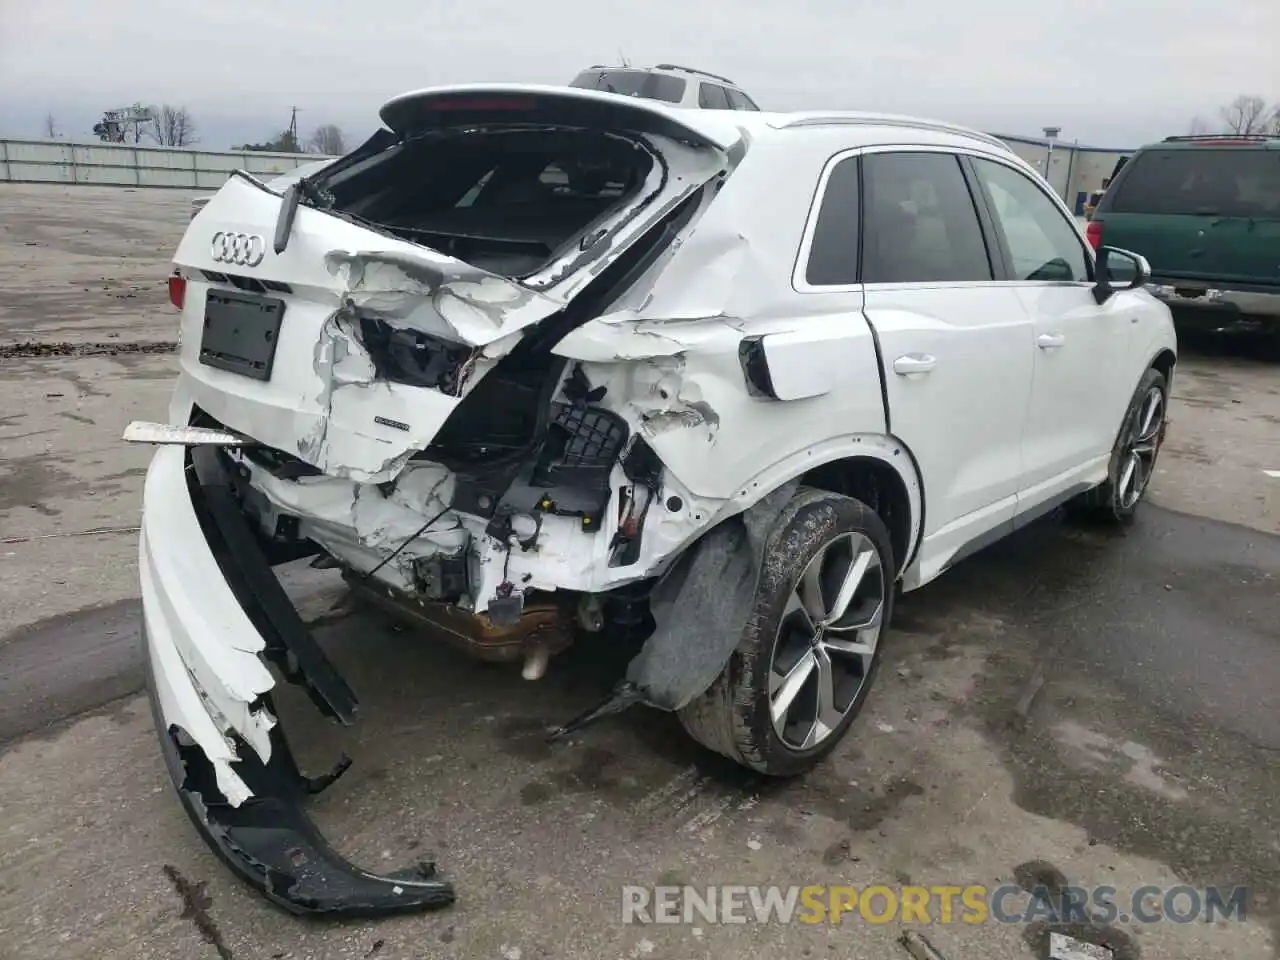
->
[[726, 88, 759, 111], [971, 158, 1090, 282], [861, 153, 992, 284]]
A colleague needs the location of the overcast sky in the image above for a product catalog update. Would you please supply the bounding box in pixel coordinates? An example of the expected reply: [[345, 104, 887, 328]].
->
[[2, 0, 1276, 150]]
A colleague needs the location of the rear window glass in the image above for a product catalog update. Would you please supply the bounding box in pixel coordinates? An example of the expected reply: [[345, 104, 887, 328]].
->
[[1107, 148, 1280, 217], [569, 70, 686, 104]]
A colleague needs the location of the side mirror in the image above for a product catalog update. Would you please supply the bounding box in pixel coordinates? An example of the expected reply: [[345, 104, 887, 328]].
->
[[1092, 246, 1151, 305]]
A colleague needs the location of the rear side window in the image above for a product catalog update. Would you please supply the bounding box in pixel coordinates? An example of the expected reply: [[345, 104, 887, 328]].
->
[[1107, 148, 1280, 217], [862, 153, 992, 284], [647, 75, 686, 104], [726, 89, 759, 111], [698, 84, 731, 109], [805, 156, 861, 285], [569, 70, 686, 104]]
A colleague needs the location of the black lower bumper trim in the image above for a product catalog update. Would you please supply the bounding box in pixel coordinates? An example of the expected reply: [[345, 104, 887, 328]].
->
[[145, 632, 456, 917]]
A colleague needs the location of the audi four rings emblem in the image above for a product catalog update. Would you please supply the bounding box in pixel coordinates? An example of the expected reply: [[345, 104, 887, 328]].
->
[[210, 231, 266, 267]]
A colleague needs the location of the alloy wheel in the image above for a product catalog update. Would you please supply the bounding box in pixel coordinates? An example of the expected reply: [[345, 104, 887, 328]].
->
[[768, 531, 886, 750], [1118, 385, 1165, 509]]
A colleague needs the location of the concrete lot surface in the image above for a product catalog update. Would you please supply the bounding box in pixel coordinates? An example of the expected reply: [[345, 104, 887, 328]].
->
[[1, 185, 1279, 960]]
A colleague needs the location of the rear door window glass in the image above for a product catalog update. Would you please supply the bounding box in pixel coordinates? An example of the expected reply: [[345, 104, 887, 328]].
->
[[862, 153, 993, 284], [1108, 149, 1280, 217], [646, 75, 686, 104]]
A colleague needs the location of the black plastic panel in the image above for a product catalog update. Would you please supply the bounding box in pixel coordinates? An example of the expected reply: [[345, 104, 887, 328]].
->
[[200, 289, 285, 381]]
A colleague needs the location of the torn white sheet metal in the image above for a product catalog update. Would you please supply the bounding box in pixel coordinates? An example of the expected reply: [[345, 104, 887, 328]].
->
[[248, 459, 465, 576], [562, 321, 892, 504], [123, 421, 254, 446], [177, 175, 565, 347], [168, 131, 731, 483], [1048, 933, 1114, 960], [240, 446, 719, 608]]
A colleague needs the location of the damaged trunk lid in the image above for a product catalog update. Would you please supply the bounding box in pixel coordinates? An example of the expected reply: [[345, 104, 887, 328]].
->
[[172, 85, 739, 482]]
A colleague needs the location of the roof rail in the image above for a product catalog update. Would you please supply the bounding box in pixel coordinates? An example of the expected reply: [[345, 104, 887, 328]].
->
[[1162, 133, 1277, 143], [653, 63, 737, 85], [778, 114, 1008, 150]]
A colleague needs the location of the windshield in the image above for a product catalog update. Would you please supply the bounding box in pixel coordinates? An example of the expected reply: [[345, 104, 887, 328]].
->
[[1107, 148, 1280, 217], [569, 69, 686, 104]]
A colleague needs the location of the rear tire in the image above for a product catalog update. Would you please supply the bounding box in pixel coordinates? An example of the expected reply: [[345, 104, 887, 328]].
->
[[1071, 367, 1167, 525], [677, 487, 895, 777]]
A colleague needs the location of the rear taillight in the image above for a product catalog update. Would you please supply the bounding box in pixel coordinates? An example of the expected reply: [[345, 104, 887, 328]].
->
[[1085, 219, 1103, 251], [168, 272, 186, 309]]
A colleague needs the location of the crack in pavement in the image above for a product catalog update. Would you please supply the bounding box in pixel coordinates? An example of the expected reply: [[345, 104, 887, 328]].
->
[[162, 864, 234, 960], [0, 340, 176, 359]]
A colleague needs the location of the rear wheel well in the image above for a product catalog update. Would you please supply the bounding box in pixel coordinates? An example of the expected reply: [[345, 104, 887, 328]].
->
[[800, 457, 913, 574], [1151, 348, 1176, 384]]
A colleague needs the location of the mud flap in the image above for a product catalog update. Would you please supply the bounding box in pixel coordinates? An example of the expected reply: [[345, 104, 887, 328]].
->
[[625, 481, 800, 711]]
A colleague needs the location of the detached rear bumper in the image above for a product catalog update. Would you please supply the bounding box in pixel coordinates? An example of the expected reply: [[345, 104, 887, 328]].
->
[[140, 443, 455, 916]]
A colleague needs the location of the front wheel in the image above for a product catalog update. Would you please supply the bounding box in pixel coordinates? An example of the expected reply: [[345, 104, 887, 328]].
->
[[677, 488, 895, 777], [1073, 367, 1168, 524]]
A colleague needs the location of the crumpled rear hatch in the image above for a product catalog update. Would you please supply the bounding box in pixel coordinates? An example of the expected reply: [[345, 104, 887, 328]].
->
[[170, 86, 740, 482]]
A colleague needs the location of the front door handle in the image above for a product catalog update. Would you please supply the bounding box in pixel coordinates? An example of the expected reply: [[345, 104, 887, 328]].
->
[[893, 353, 937, 375], [1037, 333, 1066, 350]]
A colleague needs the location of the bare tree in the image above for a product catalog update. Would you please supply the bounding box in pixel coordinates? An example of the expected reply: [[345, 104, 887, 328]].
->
[[147, 104, 199, 146], [309, 124, 347, 155], [1187, 115, 1211, 135], [44, 112, 59, 138], [1220, 95, 1269, 135]]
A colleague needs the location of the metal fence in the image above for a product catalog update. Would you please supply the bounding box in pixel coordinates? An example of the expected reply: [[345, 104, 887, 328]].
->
[[0, 137, 328, 189]]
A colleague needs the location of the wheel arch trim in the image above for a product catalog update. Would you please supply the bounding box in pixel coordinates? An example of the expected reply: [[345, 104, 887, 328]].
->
[[715, 433, 925, 576]]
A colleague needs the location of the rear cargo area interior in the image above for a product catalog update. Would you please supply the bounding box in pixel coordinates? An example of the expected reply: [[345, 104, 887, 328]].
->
[[326, 127, 655, 276]]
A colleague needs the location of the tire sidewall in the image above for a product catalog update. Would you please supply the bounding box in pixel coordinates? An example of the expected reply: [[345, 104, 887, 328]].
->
[[1105, 368, 1168, 521], [730, 490, 896, 777]]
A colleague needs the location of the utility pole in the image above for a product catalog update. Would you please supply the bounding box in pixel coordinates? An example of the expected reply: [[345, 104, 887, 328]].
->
[[288, 106, 301, 152], [1042, 125, 1061, 196]]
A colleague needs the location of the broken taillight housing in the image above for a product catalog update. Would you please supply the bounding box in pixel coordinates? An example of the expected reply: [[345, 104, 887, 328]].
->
[[1085, 219, 1103, 251], [168, 272, 186, 309]]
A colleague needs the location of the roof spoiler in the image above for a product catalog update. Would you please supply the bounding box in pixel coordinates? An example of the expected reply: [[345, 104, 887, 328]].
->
[[378, 84, 740, 152]]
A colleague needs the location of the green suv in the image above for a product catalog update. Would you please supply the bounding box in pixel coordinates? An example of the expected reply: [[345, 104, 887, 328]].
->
[[1087, 135, 1280, 335]]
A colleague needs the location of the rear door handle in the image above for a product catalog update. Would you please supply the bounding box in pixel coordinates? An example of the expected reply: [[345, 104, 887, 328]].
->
[[893, 353, 937, 375], [1037, 333, 1066, 350]]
